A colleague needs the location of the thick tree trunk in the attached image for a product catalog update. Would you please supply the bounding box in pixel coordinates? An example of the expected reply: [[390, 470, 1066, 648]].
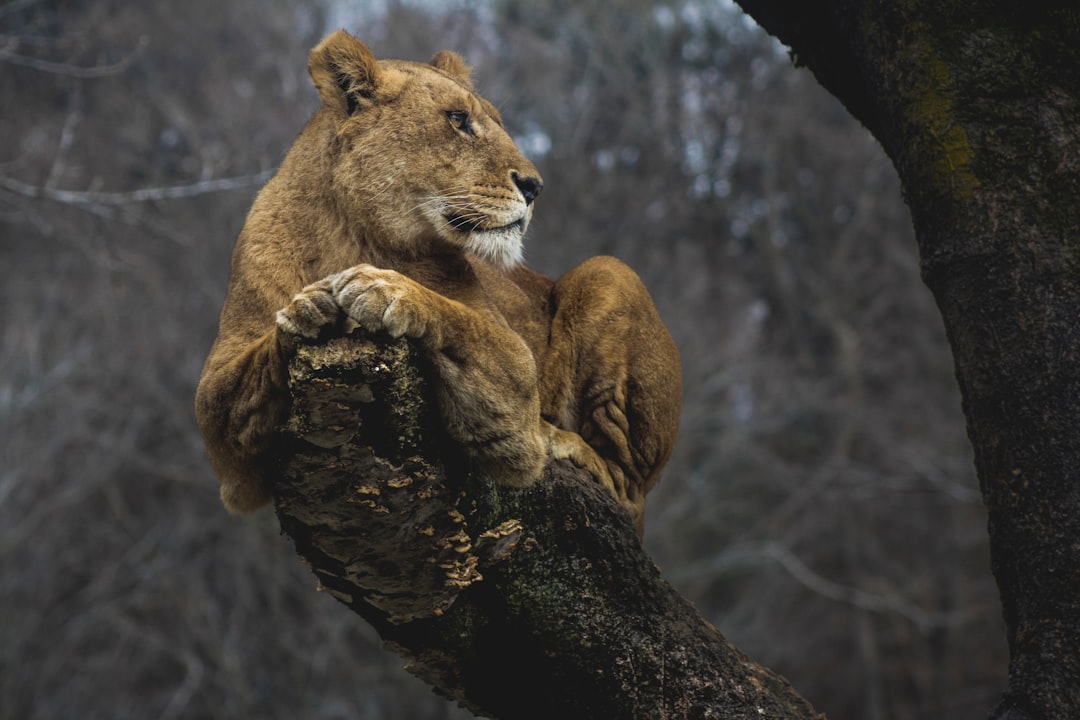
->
[[273, 332, 823, 720], [733, 3, 1080, 718]]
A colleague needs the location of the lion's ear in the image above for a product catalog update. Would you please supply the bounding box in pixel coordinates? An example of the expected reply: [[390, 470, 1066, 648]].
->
[[430, 50, 473, 87], [309, 30, 381, 116]]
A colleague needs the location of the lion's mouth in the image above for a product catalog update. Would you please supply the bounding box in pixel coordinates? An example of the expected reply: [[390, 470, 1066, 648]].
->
[[445, 213, 525, 234]]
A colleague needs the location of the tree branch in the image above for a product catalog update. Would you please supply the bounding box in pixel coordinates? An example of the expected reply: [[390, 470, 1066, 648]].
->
[[0, 169, 275, 205], [675, 542, 960, 633], [273, 330, 824, 719], [733, 4, 1080, 718], [0, 35, 147, 78]]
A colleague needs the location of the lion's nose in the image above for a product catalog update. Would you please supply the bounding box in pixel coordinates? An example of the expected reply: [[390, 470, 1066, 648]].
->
[[512, 172, 543, 205]]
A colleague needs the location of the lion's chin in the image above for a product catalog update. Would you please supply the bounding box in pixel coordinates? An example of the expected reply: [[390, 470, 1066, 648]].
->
[[463, 226, 525, 269]]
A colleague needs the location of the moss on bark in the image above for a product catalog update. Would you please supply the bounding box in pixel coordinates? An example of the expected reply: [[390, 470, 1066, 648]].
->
[[273, 329, 823, 719], [734, 3, 1080, 718]]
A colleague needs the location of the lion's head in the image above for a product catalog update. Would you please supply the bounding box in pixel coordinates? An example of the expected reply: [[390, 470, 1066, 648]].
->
[[305, 30, 543, 268]]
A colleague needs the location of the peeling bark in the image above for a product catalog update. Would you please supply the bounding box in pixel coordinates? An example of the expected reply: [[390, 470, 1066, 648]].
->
[[273, 330, 823, 720]]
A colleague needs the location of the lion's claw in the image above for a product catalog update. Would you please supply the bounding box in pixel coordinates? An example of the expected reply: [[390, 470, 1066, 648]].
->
[[331, 265, 427, 339], [276, 279, 339, 341]]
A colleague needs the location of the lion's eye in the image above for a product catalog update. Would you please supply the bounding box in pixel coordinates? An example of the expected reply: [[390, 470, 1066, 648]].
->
[[447, 110, 475, 136]]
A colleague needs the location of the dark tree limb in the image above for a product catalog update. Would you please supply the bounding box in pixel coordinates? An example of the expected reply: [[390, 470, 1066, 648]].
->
[[273, 331, 823, 720], [733, 3, 1080, 719]]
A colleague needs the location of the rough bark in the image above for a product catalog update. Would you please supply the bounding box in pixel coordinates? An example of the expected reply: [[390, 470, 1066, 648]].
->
[[273, 331, 823, 720], [732, 3, 1080, 719]]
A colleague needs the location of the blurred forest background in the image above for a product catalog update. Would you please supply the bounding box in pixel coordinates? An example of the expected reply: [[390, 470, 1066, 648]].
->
[[1, 0, 1008, 718]]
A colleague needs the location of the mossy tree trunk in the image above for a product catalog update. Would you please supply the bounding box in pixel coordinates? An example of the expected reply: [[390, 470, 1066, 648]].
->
[[274, 332, 823, 720], [731, 3, 1080, 718]]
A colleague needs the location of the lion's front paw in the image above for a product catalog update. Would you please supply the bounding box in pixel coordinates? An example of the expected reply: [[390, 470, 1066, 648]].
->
[[276, 278, 340, 344], [330, 264, 430, 339]]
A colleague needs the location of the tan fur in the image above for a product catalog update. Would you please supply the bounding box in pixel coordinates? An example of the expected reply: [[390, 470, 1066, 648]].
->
[[195, 31, 681, 534]]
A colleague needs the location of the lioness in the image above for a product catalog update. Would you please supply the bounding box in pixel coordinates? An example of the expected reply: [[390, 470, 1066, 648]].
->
[[195, 30, 681, 534]]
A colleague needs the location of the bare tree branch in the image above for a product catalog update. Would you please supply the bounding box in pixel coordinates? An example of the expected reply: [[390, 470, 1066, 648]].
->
[[0, 35, 148, 78], [45, 87, 82, 190], [674, 542, 960, 632], [0, 169, 275, 205]]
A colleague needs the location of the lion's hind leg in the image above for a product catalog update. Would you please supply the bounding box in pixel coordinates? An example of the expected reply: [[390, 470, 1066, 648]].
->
[[541, 256, 682, 534]]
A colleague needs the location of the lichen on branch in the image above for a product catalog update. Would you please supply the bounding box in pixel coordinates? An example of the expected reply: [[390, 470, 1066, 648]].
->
[[272, 330, 822, 719]]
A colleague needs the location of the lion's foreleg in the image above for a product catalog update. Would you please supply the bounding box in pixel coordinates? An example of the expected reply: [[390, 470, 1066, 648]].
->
[[330, 264, 551, 487], [197, 278, 343, 513]]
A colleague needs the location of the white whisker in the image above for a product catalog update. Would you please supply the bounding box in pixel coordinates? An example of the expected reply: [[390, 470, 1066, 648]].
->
[[406, 188, 472, 218]]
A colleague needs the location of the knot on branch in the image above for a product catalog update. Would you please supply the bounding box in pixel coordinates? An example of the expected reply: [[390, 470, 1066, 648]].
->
[[273, 330, 525, 624]]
